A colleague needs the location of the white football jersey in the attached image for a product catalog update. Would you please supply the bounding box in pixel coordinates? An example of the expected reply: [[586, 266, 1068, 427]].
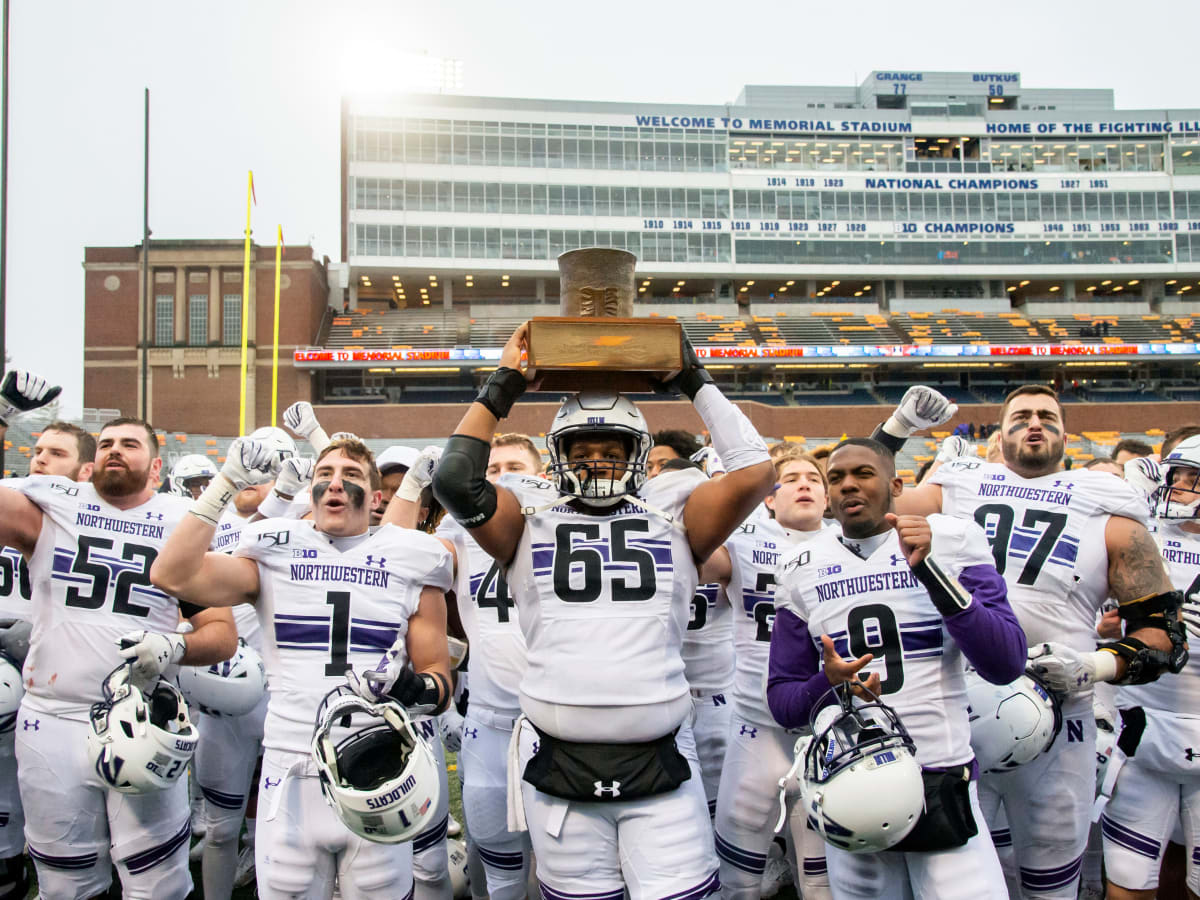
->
[[0, 479, 32, 622], [436, 515, 527, 717], [774, 515, 993, 768], [726, 519, 830, 728], [930, 460, 1146, 650], [212, 509, 263, 652], [501, 467, 704, 722], [680, 581, 733, 695], [234, 519, 453, 755], [1117, 522, 1200, 718], [12, 476, 191, 720]]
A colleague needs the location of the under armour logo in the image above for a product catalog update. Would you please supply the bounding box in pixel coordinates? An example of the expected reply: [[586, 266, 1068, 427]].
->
[[365, 555, 386, 568], [1186, 748, 1197, 762], [890, 554, 905, 567], [145, 512, 164, 521], [1053, 481, 1074, 490], [22, 719, 38, 731], [463, 728, 478, 740], [593, 780, 622, 798], [263, 777, 281, 789], [739, 725, 758, 738]]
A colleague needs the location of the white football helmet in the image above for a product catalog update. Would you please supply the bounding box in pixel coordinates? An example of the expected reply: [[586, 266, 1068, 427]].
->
[[1152, 435, 1200, 519], [175, 639, 267, 717], [87, 663, 199, 794], [311, 687, 441, 844], [966, 668, 1062, 773], [797, 686, 924, 853], [169, 454, 218, 498], [545, 391, 651, 507], [0, 652, 23, 733], [249, 426, 298, 465], [447, 838, 471, 898]]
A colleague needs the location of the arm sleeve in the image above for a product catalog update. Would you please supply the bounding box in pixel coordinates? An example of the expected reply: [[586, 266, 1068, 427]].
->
[[766, 607, 833, 730], [936, 519, 1027, 684]]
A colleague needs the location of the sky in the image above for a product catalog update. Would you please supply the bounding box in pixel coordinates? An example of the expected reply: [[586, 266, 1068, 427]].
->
[[5, 0, 1200, 415]]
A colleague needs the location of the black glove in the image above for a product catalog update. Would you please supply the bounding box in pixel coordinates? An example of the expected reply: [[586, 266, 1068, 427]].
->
[[388, 666, 436, 708], [660, 334, 714, 400]]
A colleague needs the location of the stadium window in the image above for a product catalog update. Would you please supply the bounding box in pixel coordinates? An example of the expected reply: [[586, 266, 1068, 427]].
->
[[154, 294, 174, 346], [188, 295, 208, 346], [222, 295, 241, 345]]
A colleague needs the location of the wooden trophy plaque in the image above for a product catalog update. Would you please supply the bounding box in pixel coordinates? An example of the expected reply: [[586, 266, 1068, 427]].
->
[[526, 248, 684, 392]]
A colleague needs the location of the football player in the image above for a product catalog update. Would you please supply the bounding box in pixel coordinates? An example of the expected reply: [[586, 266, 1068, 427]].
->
[[0, 374, 94, 900], [894, 384, 1185, 900], [429, 323, 774, 899], [768, 438, 1027, 899], [1100, 434, 1200, 900], [0, 409, 238, 899], [387, 433, 543, 899], [703, 450, 830, 899], [151, 435, 454, 900]]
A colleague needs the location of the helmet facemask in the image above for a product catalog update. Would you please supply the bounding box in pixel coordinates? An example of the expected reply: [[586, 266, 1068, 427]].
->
[[1152, 465, 1200, 520], [545, 392, 651, 508]]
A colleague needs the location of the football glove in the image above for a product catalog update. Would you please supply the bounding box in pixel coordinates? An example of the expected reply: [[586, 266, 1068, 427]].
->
[[439, 705, 465, 753], [936, 435, 975, 463], [283, 401, 331, 454], [220, 438, 281, 490], [690, 446, 726, 476], [884, 386, 958, 438], [397, 445, 442, 503], [0, 370, 61, 426], [274, 456, 315, 499], [346, 644, 440, 715], [1027, 642, 1118, 693], [1183, 591, 1200, 641], [117, 630, 186, 687], [1123, 456, 1163, 502]]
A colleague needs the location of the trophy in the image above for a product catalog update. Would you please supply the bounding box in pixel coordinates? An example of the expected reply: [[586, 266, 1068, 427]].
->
[[526, 248, 684, 392]]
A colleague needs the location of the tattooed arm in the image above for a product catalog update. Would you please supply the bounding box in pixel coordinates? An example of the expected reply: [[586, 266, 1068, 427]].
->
[[1106, 515, 1176, 661]]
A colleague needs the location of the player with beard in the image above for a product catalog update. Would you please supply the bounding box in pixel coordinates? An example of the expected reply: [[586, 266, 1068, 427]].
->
[[0, 412, 238, 899], [766, 439, 1026, 900], [702, 451, 833, 900], [893, 384, 1184, 900], [151, 436, 454, 900], [430, 324, 774, 899]]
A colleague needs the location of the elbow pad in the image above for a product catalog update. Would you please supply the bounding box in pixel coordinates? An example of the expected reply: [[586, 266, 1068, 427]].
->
[[433, 435, 497, 528]]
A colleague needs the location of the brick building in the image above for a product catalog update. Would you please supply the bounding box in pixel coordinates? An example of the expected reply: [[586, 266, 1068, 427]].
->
[[83, 241, 330, 435]]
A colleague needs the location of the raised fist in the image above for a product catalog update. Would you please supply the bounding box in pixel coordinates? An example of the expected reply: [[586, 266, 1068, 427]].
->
[[890, 386, 958, 436], [936, 435, 975, 463], [283, 401, 321, 440], [275, 456, 315, 498], [0, 370, 61, 425], [220, 438, 281, 490]]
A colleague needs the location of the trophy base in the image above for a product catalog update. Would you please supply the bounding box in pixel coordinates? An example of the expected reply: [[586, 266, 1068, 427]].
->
[[526, 317, 683, 393]]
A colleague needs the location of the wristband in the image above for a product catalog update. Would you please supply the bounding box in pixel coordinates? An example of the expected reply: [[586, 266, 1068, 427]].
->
[[475, 368, 527, 420], [870, 423, 906, 454], [396, 468, 426, 504], [256, 490, 293, 520], [1090, 649, 1121, 684], [691, 383, 769, 473], [189, 474, 238, 526], [308, 426, 331, 455]]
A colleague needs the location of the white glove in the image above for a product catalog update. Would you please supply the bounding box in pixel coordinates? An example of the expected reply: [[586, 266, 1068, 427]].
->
[[0, 370, 61, 425], [690, 446, 726, 476], [397, 445, 442, 503], [1027, 642, 1118, 693], [1124, 456, 1162, 501], [117, 630, 186, 688], [1183, 591, 1200, 641], [283, 401, 321, 439], [220, 438, 281, 490], [936, 435, 975, 463], [439, 705, 465, 753], [884, 386, 959, 438], [275, 456, 314, 498], [283, 401, 331, 453], [345, 640, 438, 714]]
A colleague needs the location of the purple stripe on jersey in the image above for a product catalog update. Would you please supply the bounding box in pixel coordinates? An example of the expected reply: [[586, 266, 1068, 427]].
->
[[899, 626, 943, 653], [1192, 846, 1200, 866], [1101, 815, 1161, 860], [765, 607, 834, 730], [274, 622, 329, 645], [275, 613, 330, 622], [349, 624, 397, 650], [903, 649, 944, 660], [351, 616, 400, 630], [1050, 536, 1079, 565], [1019, 854, 1084, 891], [902, 618, 944, 629], [945, 563, 1027, 686]]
